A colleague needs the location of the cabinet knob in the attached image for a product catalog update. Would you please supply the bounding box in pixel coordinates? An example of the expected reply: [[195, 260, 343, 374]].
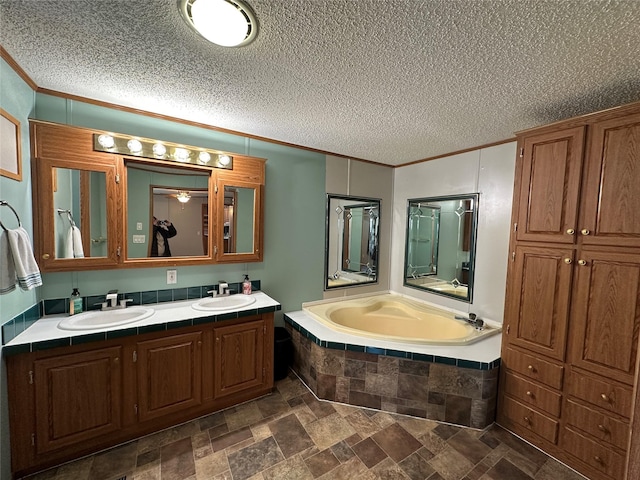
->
[[566, 228, 575, 235], [523, 416, 531, 425], [563, 258, 572, 264], [197, 341, 202, 346], [42, 253, 50, 259], [594, 455, 604, 465], [114, 357, 119, 363], [600, 393, 610, 403], [526, 391, 533, 397], [527, 364, 536, 372], [216, 337, 220, 342], [577, 259, 587, 266], [597, 424, 609, 434], [581, 228, 591, 236]]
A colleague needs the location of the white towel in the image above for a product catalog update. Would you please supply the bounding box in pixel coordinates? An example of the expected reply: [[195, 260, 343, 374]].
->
[[0, 230, 17, 294], [65, 225, 84, 258], [3, 227, 42, 292]]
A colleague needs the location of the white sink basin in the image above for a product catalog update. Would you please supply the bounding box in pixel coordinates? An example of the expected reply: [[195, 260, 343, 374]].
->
[[58, 307, 155, 331], [192, 295, 256, 312]]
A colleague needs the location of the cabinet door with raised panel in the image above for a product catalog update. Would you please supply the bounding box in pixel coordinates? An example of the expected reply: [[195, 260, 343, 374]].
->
[[515, 127, 585, 243], [579, 112, 640, 248], [136, 332, 202, 422], [504, 245, 574, 361], [568, 249, 640, 385], [213, 319, 265, 399], [33, 347, 122, 454]]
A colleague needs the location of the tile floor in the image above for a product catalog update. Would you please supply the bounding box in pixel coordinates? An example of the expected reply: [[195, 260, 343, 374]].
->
[[23, 373, 587, 480]]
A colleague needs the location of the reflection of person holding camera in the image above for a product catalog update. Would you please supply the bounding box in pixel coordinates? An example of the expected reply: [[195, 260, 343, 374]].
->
[[151, 216, 177, 257]]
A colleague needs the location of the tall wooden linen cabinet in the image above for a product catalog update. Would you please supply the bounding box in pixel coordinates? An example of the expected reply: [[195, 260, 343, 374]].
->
[[497, 102, 640, 480]]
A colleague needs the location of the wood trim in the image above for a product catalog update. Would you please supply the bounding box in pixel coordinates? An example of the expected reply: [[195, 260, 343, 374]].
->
[[0, 46, 38, 90], [396, 137, 516, 168]]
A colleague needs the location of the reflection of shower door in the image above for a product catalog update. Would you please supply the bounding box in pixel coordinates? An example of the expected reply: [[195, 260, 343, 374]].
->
[[202, 204, 208, 255], [223, 190, 236, 253]]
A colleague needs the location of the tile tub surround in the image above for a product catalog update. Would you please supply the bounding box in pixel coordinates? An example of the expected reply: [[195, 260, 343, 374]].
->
[[285, 311, 501, 429], [4, 291, 279, 355]]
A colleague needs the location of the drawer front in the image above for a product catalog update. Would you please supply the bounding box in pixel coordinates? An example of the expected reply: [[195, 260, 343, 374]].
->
[[504, 347, 564, 389], [564, 399, 629, 450], [567, 370, 632, 418], [503, 372, 562, 417], [561, 427, 626, 479], [502, 395, 559, 444]]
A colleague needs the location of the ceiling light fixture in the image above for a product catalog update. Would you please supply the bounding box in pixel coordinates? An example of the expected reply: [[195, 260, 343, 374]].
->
[[179, 0, 258, 47], [176, 191, 191, 203]]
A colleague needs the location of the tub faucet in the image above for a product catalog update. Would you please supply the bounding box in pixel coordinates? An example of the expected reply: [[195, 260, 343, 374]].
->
[[455, 312, 484, 331]]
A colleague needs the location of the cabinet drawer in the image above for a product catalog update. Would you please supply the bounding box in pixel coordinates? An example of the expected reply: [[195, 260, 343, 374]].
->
[[564, 399, 629, 451], [502, 395, 559, 444], [567, 370, 632, 418], [503, 347, 564, 389], [561, 427, 626, 480], [503, 372, 562, 417]]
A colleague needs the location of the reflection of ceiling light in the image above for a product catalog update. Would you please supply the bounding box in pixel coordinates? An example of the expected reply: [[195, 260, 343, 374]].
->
[[127, 139, 143, 153], [179, 0, 258, 48], [153, 143, 167, 156], [174, 148, 190, 162], [218, 154, 231, 166], [176, 192, 191, 203], [198, 151, 211, 164], [98, 134, 115, 148]]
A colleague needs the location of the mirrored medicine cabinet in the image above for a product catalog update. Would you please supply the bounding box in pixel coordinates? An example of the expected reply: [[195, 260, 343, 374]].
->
[[404, 193, 478, 302], [30, 120, 265, 272], [325, 194, 380, 290]]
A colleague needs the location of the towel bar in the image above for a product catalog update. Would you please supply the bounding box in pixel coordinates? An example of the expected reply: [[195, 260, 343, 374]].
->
[[0, 200, 21, 231]]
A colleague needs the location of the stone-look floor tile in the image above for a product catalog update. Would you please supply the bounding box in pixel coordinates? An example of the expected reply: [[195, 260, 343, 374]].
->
[[210, 426, 253, 452], [372, 423, 423, 462], [317, 456, 369, 480], [303, 393, 338, 419], [262, 454, 314, 480], [160, 437, 196, 480], [503, 449, 545, 478], [447, 429, 493, 465], [371, 411, 397, 428], [483, 458, 533, 480], [482, 442, 511, 467], [395, 416, 437, 438], [194, 450, 229, 479], [192, 431, 212, 459], [208, 422, 230, 440], [534, 459, 587, 480], [51, 456, 93, 480], [398, 451, 436, 480], [251, 422, 273, 442], [132, 466, 161, 480], [331, 440, 356, 463], [352, 437, 388, 468], [210, 470, 233, 480], [199, 411, 226, 430], [256, 391, 291, 418], [294, 404, 319, 425], [371, 457, 411, 479], [345, 410, 382, 437], [225, 402, 264, 431], [305, 412, 357, 450], [89, 441, 138, 480], [304, 448, 341, 477], [227, 436, 284, 480], [432, 423, 461, 440], [418, 430, 449, 455], [428, 446, 475, 480], [465, 462, 490, 480], [333, 402, 360, 417], [269, 413, 315, 457], [224, 436, 256, 455], [136, 448, 161, 473]]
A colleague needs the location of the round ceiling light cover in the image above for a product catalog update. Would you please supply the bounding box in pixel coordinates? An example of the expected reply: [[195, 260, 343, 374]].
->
[[179, 0, 258, 47]]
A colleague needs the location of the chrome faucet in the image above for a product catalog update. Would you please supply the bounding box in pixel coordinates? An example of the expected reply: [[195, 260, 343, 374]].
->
[[455, 312, 485, 331], [98, 290, 133, 311], [207, 282, 230, 297]]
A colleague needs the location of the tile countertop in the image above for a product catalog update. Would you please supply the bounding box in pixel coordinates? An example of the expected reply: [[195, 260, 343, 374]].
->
[[5, 292, 280, 354]]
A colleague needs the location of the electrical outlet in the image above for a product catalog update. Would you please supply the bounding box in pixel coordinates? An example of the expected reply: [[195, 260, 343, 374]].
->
[[136, 222, 143, 231], [167, 269, 177, 284], [133, 235, 146, 244]]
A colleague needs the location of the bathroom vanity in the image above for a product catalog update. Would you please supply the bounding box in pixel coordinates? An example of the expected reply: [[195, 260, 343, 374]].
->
[[4, 293, 279, 478]]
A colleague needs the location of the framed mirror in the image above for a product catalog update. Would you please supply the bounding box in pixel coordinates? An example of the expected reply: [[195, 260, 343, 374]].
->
[[125, 160, 211, 261], [325, 194, 380, 290], [404, 194, 479, 302]]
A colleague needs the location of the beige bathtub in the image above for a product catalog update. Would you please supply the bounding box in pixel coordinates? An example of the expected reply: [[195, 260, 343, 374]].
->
[[303, 294, 500, 345]]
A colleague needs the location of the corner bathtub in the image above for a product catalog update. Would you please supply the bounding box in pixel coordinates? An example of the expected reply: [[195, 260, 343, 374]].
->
[[302, 293, 500, 346]]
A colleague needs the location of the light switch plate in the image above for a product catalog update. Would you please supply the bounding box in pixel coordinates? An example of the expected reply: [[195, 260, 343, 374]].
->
[[167, 269, 177, 284], [136, 222, 143, 230]]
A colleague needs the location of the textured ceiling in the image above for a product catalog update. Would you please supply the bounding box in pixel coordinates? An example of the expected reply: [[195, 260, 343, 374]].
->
[[1, 0, 639, 166]]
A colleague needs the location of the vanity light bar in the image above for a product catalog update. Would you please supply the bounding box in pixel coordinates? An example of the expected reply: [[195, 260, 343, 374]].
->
[[93, 133, 233, 170]]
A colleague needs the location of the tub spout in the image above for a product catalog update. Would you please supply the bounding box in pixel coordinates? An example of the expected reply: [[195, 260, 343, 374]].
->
[[455, 313, 484, 330]]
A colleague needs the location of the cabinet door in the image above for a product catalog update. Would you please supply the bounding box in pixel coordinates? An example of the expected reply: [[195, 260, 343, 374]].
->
[[505, 245, 574, 361], [33, 347, 122, 454], [214, 320, 265, 399], [580, 112, 640, 248], [137, 332, 202, 422], [568, 250, 640, 385], [515, 127, 585, 243]]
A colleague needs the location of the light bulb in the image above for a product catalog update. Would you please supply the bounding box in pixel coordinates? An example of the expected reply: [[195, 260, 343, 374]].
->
[[198, 151, 211, 164], [98, 134, 115, 148], [127, 139, 143, 153], [174, 148, 190, 162], [218, 154, 231, 166], [153, 143, 167, 156]]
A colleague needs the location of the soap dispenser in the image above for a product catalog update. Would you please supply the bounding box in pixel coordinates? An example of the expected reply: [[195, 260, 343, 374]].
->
[[242, 275, 252, 295], [69, 288, 83, 315]]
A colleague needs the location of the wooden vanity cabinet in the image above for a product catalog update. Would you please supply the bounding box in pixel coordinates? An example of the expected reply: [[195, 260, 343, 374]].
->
[[498, 101, 640, 480], [6, 313, 274, 478]]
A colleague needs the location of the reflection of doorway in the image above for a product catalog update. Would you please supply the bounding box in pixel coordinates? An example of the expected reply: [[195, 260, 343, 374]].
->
[[223, 189, 237, 253]]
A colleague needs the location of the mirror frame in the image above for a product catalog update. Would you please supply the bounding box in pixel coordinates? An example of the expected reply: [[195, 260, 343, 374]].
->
[[403, 193, 479, 302], [324, 194, 381, 290]]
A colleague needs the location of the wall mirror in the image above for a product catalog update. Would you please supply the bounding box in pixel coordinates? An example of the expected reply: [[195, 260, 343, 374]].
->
[[404, 194, 478, 302], [125, 160, 211, 260], [325, 194, 380, 290]]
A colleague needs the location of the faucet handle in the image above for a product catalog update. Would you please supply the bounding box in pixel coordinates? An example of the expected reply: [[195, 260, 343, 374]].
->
[[119, 298, 133, 307]]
